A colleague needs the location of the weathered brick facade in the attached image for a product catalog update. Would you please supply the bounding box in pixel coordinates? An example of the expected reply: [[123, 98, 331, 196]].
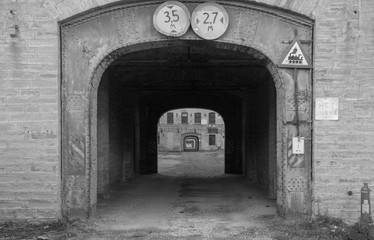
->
[[0, 0, 60, 219], [0, 0, 373, 224], [158, 109, 225, 152]]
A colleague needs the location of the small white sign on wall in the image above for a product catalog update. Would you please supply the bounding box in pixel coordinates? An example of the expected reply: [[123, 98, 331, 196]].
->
[[292, 137, 305, 155], [315, 98, 339, 120]]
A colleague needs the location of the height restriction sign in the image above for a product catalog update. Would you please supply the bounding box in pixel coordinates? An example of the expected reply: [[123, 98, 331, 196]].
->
[[153, 1, 190, 37], [191, 2, 229, 40]]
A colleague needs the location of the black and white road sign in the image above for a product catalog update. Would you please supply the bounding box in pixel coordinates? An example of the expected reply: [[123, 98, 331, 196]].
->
[[153, 1, 190, 37], [191, 2, 229, 40], [278, 40, 312, 68]]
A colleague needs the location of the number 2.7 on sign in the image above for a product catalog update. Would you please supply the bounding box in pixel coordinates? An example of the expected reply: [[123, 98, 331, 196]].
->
[[202, 11, 220, 24], [191, 2, 229, 40]]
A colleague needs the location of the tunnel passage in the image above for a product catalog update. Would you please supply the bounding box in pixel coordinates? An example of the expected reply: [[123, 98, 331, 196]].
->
[[95, 42, 277, 200]]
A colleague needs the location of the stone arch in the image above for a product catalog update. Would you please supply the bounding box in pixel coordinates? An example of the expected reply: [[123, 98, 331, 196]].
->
[[181, 134, 200, 152], [60, 1, 313, 218], [86, 40, 287, 217], [88, 40, 284, 93]]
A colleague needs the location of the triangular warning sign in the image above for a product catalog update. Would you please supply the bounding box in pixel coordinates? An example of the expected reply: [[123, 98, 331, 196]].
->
[[278, 40, 312, 69]]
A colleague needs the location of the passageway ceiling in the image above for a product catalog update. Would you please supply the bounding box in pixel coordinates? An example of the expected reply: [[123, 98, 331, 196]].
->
[[107, 45, 271, 92]]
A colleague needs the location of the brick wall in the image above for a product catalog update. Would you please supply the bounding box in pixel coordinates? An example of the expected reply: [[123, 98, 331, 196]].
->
[[0, 0, 373, 223], [312, 0, 374, 223], [0, 0, 60, 220]]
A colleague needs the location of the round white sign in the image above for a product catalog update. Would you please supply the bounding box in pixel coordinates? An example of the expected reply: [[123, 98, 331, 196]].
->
[[153, 1, 190, 37], [191, 2, 229, 40]]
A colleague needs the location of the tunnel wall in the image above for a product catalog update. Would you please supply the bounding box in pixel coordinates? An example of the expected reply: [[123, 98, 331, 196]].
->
[[254, 80, 270, 192], [268, 79, 277, 199], [121, 91, 136, 182], [108, 82, 123, 186], [97, 74, 110, 198]]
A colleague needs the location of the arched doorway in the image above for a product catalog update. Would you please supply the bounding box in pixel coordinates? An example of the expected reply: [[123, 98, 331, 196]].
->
[[60, 2, 313, 219], [183, 136, 199, 152]]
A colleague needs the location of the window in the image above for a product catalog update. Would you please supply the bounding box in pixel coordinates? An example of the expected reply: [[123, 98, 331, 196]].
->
[[208, 127, 218, 133], [167, 112, 173, 124], [181, 112, 188, 124], [194, 112, 201, 124], [208, 112, 216, 124], [209, 135, 216, 146]]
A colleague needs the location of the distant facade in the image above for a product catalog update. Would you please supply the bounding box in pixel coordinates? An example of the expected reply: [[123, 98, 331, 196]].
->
[[158, 109, 225, 152]]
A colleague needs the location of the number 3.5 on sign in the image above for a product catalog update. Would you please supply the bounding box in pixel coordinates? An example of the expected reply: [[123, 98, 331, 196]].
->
[[153, 1, 191, 37]]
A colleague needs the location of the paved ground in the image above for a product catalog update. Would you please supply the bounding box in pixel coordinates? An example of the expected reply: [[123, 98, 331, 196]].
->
[[0, 151, 350, 239], [89, 151, 276, 239]]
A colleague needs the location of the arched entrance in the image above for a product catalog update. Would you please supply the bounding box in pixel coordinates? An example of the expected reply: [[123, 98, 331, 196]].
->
[[183, 136, 199, 152], [60, 2, 313, 219]]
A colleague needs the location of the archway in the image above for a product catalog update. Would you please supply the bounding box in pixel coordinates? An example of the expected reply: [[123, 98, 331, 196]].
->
[[60, 2, 313, 219]]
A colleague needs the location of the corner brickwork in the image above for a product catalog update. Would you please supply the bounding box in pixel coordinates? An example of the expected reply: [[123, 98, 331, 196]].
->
[[312, 0, 374, 223]]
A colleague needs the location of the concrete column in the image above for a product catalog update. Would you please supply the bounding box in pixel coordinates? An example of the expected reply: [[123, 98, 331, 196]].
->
[[139, 103, 150, 174], [224, 100, 243, 174], [241, 91, 249, 176], [134, 95, 141, 175], [121, 93, 135, 182], [281, 68, 313, 217], [146, 114, 158, 174], [247, 90, 257, 181], [268, 79, 277, 199], [235, 101, 243, 174]]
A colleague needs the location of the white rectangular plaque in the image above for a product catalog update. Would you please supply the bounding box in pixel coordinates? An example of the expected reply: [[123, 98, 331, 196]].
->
[[292, 137, 305, 155], [362, 203, 370, 213], [315, 98, 339, 120]]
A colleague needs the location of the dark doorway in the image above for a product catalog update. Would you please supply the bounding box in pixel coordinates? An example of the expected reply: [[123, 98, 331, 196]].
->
[[94, 43, 278, 224], [184, 136, 199, 151]]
